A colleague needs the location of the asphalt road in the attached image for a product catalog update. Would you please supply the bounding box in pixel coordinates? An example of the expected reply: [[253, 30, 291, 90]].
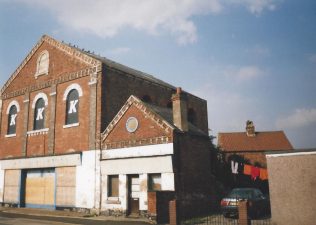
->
[[0, 211, 151, 225]]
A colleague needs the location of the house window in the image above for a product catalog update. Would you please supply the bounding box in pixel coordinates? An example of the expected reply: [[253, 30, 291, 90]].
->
[[7, 105, 18, 135], [65, 89, 79, 125], [148, 174, 161, 191], [108, 175, 119, 197], [33, 98, 46, 130], [35, 50, 49, 77]]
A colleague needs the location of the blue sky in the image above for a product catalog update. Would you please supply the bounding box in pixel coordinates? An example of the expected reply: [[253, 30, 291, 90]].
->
[[0, 0, 315, 149]]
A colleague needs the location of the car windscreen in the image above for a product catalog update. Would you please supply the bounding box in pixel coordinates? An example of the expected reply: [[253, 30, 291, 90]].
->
[[228, 189, 254, 199]]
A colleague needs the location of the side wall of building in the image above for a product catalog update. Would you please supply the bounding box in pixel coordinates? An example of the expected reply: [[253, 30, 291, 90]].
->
[[267, 152, 316, 225], [101, 66, 208, 134], [174, 133, 214, 216]]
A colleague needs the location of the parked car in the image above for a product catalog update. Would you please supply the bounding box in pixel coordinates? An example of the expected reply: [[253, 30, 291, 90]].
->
[[220, 188, 270, 219]]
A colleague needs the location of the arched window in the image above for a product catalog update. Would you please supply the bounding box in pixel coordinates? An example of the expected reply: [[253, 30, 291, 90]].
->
[[65, 89, 79, 125], [7, 105, 18, 135], [35, 50, 49, 78], [34, 98, 46, 130]]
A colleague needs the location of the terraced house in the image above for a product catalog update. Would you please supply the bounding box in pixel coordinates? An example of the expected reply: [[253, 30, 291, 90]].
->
[[0, 35, 212, 218]]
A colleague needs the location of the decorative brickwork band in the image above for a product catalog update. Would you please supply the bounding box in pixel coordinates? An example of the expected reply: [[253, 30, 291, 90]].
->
[[238, 200, 251, 225], [48, 85, 57, 155], [22, 93, 30, 156], [2, 67, 98, 100]]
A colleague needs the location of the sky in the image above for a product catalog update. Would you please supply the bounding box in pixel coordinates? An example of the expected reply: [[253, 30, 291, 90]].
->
[[0, 0, 315, 149]]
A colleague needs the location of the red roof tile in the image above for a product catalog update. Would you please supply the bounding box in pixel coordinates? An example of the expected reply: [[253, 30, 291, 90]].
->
[[218, 131, 293, 152]]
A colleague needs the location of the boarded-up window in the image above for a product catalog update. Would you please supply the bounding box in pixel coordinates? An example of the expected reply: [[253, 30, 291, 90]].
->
[[148, 174, 161, 191], [33, 98, 45, 130], [36, 51, 49, 76], [65, 89, 79, 125], [7, 105, 17, 135], [108, 175, 119, 197]]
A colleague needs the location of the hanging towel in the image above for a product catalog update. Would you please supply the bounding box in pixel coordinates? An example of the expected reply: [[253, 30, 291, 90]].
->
[[231, 161, 238, 174], [259, 168, 268, 180], [243, 164, 252, 175], [251, 166, 260, 180]]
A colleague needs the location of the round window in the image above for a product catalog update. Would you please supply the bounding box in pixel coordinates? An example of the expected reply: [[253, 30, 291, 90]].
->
[[126, 117, 139, 133]]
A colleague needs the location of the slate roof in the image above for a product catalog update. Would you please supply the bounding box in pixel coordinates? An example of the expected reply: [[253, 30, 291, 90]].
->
[[72, 46, 176, 90], [145, 103, 207, 136], [218, 131, 293, 152]]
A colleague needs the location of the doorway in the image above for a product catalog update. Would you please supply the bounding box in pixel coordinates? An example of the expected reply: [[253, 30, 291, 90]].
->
[[128, 175, 140, 216]]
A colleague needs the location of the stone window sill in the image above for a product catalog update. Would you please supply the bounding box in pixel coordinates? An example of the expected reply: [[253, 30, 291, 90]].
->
[[27, 128, 49, 136], [106, 197, 121, 204], [5, 134, 16, 138], [63, 123, 80, 129]]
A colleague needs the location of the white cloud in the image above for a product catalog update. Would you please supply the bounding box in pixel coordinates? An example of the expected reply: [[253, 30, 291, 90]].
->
[[276, 108, 316, 129], [223, 65, 264, 81], [14, 0, 279, 44], [228, 0, 277, 15]]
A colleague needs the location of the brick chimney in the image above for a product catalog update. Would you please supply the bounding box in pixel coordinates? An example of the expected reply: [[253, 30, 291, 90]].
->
[[246, 120, 255, 137], [171, 87, 188, 132]]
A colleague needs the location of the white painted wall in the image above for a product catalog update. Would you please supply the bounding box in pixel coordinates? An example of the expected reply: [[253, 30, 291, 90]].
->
[[0, 163, 4, 203], [102, 143, 173, 159], [75, 150, 100, 209], [0, 154, 81, 169], [139, 174, 148, 211], [102, 156, 173, 175], [100, 155, 175, 211], [161, 173, 175, 191]]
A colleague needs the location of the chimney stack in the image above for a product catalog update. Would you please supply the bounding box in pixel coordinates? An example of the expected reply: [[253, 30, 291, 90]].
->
[[171, 87, 188, 132], [246, 120, 255, 137]]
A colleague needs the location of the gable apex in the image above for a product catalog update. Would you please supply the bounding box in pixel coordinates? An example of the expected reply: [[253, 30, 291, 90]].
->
[[102, 95, 175, 142], [1, 34, 102, 95]]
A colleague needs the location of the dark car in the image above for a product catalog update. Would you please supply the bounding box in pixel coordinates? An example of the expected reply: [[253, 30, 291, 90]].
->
[[220, 188, 270, 219]]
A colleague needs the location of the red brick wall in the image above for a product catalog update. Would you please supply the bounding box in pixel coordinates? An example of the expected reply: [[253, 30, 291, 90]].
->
[[148, 192, 157, 215], [0, 95, 24, 158], [103, 104, 173, 149], [54, 77, 90, 153], [0, 40, 93, 159], [3, 41, 90, 94]]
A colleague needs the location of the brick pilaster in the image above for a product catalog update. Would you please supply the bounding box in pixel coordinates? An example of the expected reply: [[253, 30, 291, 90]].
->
[[22, 93, 30, 156], [88, 73, 98, 150], [238, 200, 251, 225], [0, 98, 2, 136], [169, 200, 178, 225], [48, 85, 57, 155]]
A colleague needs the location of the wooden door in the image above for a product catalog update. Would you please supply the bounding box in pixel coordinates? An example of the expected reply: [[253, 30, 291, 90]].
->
[[128, 175, 140, 215]]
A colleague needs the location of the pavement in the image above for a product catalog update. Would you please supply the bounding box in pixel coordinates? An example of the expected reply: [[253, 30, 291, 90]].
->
[[0, 206, 155, 225]]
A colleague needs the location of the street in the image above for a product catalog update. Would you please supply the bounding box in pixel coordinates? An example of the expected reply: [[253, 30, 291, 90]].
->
[[0, 211, 151, 225]]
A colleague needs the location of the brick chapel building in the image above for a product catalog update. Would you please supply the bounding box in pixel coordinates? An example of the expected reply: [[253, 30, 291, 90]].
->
[[0, 35, 213, 218]]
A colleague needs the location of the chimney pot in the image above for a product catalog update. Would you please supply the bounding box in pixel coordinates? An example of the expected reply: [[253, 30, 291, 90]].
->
[[246, 120, 256, 137]]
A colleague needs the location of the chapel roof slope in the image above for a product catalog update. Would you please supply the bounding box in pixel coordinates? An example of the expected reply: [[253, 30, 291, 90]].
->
[[80, 50, 176, 90], [218, 131, 293, 152]]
